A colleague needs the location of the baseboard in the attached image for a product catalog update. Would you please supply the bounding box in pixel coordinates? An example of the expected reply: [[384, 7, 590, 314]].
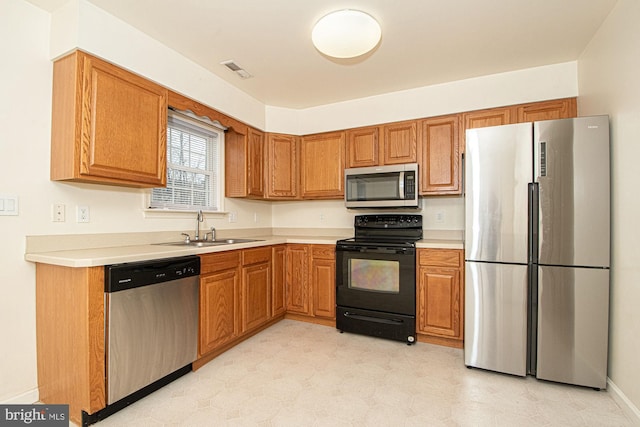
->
[[608, 378, 640, 424], [0, 388, 39, 405]]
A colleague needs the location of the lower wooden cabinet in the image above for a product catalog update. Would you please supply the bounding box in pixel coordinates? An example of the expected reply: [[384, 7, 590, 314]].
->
[[285, 244, 310, 315], [416, 248, 464, 348], [35, 264, 106, 425], [271, 245, 287, 317], [199, 251, 241, 355], [241, 247, 272, 333], [311, 245, 336, 319], [199, 247, 279, 358], [285, 244, 336, 324]]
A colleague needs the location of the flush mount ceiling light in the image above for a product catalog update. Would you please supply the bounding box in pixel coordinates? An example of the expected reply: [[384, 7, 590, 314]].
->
[[312, 9, 381, 59]]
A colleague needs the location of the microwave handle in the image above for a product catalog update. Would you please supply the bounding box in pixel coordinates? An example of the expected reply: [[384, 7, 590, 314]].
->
[[398, 171, 405, 198]]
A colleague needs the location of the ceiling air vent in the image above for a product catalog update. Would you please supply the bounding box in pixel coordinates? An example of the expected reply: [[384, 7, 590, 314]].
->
[[220, 60, 252, 79]]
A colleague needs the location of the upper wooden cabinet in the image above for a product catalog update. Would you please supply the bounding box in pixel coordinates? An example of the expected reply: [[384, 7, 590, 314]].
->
[[515, 98, 577, 123], [462, 106, 514, 131], [301, 131, 345, 199], [345, 126, 380, 168], [345, 121, 417, 168], [418, 115, 460, 195], [460, 97, 577, 153], [51, 51, 168, 187], [265, 133, 299, 199], [225, 126, 265, 198], [381, 120, 418, 164]]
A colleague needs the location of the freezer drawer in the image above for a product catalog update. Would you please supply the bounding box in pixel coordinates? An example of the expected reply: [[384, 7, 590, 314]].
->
[[465, 261, 528, 376], [536, 265, 609, 389]]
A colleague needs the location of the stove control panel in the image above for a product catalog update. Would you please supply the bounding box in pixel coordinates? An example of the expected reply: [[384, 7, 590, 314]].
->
[[354, 214, 422, 229]]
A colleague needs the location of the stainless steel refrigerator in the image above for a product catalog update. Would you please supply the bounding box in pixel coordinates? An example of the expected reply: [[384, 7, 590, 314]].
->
[[464, 116, 610, 389]]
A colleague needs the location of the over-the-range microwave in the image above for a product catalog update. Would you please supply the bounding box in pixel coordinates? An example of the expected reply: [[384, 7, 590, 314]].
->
[[344, 163, 420, 209]]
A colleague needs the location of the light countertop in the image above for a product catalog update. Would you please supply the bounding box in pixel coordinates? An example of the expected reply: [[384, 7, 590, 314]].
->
[[25, 230, 463, 268]]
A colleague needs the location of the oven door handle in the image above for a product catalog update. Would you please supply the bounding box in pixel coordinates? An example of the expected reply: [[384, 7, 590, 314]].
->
[[338, 246, 409, 254]]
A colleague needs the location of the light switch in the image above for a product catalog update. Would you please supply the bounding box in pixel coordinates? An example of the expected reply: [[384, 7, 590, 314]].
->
[[0, 194, 18, 216]]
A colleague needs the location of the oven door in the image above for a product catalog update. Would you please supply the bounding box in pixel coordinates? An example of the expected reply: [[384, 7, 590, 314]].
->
[[336, 243, 416, 316]]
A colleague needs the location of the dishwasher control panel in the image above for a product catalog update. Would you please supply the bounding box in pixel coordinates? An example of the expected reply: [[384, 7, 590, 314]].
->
[[105, 255, 200, 292]]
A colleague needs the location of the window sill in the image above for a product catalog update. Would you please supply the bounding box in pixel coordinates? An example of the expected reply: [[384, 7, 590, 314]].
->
[[143, 208, 227, 219]]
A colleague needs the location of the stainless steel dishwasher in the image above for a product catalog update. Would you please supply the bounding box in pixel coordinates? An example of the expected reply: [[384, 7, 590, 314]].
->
[[105, 255, 199, 406]]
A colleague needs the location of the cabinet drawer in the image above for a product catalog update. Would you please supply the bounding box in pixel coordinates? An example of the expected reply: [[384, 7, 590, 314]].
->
[[418, 249, 462, 268], [311, 245, 335, 259], [200, 251, 241, 274], [242, 247, 271, 265]]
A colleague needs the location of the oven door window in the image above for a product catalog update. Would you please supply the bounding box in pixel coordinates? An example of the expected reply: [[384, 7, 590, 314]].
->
[[349, 259, 400, 293]]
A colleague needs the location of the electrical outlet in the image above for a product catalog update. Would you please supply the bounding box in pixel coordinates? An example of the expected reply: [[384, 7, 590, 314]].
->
[[76, 205, 90, 223], [52, 203, 65, 222], [435, 210, 445, 223], [228, 211, 237, 223], [254, 212, 259, 223]]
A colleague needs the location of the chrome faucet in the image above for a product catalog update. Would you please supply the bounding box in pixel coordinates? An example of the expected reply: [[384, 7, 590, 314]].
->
[[195, 210, 203, 241], [205, 227, 216, 242]]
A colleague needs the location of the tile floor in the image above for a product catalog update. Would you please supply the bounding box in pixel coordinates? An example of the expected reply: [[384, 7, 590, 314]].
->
[[91, 320, 633, 426]]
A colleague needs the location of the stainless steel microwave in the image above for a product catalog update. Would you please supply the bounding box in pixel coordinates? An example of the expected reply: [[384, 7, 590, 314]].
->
[[344, 163, 420, 208]]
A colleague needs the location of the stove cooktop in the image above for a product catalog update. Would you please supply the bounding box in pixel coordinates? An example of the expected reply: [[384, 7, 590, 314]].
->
[[339, 214, 423, 246]]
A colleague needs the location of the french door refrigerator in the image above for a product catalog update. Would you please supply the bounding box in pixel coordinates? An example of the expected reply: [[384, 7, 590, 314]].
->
[[464, 116, 610, 389]]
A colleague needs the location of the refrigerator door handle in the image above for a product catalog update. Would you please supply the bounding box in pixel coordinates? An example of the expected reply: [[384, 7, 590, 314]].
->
[[527, 182, 539, 376], [528, 183, 539, 264]]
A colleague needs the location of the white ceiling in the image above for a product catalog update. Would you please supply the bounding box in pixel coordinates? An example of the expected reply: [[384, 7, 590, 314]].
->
[[28, 0, 617, 109]]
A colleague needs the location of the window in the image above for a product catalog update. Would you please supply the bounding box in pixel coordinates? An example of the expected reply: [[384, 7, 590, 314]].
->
[[151, 110, 224, 211]]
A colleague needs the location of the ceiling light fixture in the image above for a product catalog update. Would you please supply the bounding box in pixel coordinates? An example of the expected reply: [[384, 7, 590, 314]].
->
[[311, 9, 381, 59]]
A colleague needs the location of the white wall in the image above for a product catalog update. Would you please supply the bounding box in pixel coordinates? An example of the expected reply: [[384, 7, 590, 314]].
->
[[1, 0, 580, 404], [267, 62, 578, 232], [578, 0, 640, 417]]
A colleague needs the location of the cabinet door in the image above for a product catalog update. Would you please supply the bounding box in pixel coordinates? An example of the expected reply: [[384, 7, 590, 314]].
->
[[224, 127, 249, 197], [247, 128, 265, 197], [241, 262, 271, 332], [266, 133, 299, 199], [80, 53, 167, 186], [381, 120, 417, 164], [271, 245, 286, 317], [311, 246, 336, 319], [346, 126, 380, 168], [460, 107, 514, 154], [285, 245, 310, 315], [417, 266, 462, 339], [418, 115, 460, 195], [301, 131, 345, 199], [515, 98, 577, 123], [199, 269, 239, 355], [51, 51, 168, 187]]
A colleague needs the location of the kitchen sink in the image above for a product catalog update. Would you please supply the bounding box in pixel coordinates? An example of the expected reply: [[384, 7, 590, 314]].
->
[[156, 238, 263, 247]]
